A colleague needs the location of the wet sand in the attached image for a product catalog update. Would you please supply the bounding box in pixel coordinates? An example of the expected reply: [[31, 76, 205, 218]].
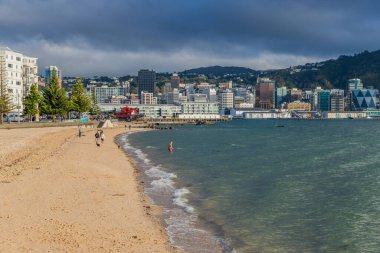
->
[[0, 125, 181, 252]]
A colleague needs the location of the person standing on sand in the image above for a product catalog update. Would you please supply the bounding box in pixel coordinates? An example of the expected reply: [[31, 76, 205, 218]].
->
[[125, 124, 127, 130], [79, 126, 83, 137], [129, 125, 131, 130], [100, 130, 105, 142], [95, 130, 101, 146]]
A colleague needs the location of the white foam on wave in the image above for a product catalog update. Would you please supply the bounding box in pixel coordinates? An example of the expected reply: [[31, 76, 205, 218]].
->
[[134, 148, 151, 164], [145, 166, 176, 179], [173, 188, 195, 214], [145, 166, 177, 194], [150, 177, 176, 192]]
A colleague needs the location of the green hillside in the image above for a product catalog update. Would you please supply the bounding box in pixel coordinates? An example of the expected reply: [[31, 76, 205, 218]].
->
[[267, 50, 380, 90], [181, 66, 257, 76], [180, 50, 380, 90]]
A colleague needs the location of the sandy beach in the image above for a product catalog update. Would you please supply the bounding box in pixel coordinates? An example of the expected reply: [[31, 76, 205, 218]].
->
[[0, 125, 181, 252]]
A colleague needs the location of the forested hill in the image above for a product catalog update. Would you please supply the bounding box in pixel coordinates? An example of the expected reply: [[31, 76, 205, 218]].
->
[[180, 50, 380, 90], [266, 50, 380, 90], [181, 66, 257, 76]]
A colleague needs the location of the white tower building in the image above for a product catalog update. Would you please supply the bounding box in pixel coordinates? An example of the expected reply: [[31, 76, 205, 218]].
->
[[0, 47, 38, 114]]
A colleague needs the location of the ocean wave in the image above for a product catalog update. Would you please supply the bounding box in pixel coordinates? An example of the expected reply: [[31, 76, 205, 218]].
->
[[133, 148, 151, 164], [173, 188, 195, 214], [145, 165, 176, 179]]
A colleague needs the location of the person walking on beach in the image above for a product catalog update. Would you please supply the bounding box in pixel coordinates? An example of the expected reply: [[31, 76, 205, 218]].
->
[[129, 125, 131, 130], [100, 130, 105, 142], [95, 130, 101, 146], [125, 124, 127, 130], [78, 126, 83, 137]]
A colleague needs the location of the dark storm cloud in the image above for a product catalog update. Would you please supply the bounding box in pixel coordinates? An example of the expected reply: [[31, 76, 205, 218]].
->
[[0, 0, 379, 75]]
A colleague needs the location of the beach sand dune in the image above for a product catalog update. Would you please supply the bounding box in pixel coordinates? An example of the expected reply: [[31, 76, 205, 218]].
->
[[0, 126, 181, 253]]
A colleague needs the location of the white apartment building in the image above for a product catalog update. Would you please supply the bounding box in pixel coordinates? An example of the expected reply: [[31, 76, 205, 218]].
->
[[0, 47, 38, 114], [218, 89, 234, 112], [141, 91, 156, 104], [179, 102, 220, 119], [167, 88, 180, 104], [134, 104, 181, 118], [23, 56, 38, 95]]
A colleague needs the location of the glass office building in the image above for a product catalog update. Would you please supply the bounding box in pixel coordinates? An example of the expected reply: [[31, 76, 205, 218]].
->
[[351, 89, 378, 110]]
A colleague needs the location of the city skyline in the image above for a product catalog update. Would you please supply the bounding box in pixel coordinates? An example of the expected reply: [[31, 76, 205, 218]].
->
[[1, 0, 380, 76]]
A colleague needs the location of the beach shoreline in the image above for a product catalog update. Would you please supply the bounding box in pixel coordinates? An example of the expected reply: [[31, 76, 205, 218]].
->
[[0, 125, 182, 252], [120, 130, 229, 253]]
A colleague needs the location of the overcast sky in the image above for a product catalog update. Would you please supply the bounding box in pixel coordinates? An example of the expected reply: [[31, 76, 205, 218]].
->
[[1, 0, 379, 76]]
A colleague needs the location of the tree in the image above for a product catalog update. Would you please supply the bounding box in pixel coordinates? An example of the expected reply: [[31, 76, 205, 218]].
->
[[70, 78, 91, 118], [0, 56, 14, 124], [23, 83, 41, 121], [89, 91, 100, 115], [41, 71, 68, 121]]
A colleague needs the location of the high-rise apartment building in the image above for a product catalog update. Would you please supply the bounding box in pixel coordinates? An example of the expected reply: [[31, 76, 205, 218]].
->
[[138, 69, 156, 99], [276, 86, 287, 108], [45, 66, 62, 87], [22, 56, 38, 95], [218, 89, 234, 112], [0, 47, 38, 114], [167, 88, 180, 104], [330, 89, 345, 112], [207, 88, 217, 103], [311, 86, 324, 110], [171, 73, 180, 89], [318, 91, 331, 112], [256, 78, 275, 109], [141, 91, 156, 105]]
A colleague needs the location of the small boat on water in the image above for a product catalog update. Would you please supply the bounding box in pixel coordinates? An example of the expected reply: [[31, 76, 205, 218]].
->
[[275, 125, 285, 127]]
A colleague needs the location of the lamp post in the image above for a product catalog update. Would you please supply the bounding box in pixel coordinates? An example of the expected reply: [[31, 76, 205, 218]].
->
[[17, 91, 20, 124]]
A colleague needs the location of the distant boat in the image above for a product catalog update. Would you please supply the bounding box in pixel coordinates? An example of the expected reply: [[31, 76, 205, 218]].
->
[[275, 125, 285, 127]]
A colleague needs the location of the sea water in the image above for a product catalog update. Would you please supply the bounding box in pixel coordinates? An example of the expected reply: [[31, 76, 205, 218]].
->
[[118, 120, 380, 253]]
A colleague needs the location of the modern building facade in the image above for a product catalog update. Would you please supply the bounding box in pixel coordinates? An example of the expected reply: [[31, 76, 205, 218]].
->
[[167, 88, 180, 104], [141, 91, 156, 105], [138, 69, 156, 99], [45, 66, 62, 87], [170, 73, 180, 89], [89, 86, 129, 104], [276, 86, 288, 108], [256, 78, 275, 109], [351, 89, 378, 111], [330, 89, 345, 112], [134, 104, 181, 118], [218, 89, 234, 112], [318, 91, 331, 112], [181, 102, 219, 115]]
